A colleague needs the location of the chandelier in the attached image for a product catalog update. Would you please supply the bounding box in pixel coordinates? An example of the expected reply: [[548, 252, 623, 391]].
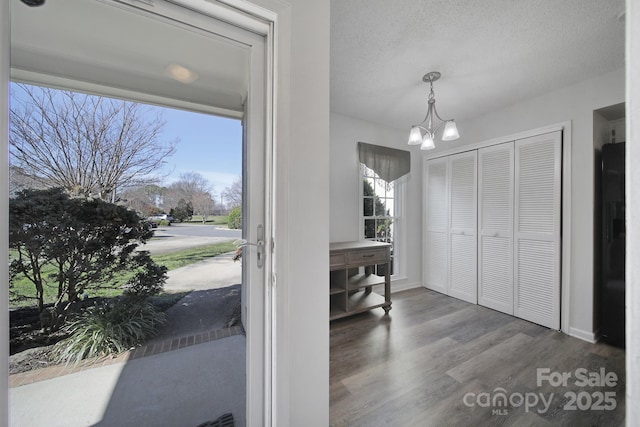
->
[[407, 71, 460, 150]]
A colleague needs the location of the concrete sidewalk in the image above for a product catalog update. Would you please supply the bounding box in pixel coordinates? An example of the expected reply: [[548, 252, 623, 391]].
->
[[164, 252, 242, 291], [10, 335, 246, 427]]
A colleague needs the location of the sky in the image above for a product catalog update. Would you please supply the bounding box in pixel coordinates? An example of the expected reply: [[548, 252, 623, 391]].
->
[[10, 82, 243, 197], [154, 105, 242, 194]]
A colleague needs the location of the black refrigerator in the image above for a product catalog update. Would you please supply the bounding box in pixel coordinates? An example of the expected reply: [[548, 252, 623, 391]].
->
[[600, 142, 625, 347]]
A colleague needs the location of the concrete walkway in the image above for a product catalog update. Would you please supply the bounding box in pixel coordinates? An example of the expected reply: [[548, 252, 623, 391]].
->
[[165, 252, 242, 291], [10, 335, 246, 427], [143, 235, 235, 255], [148, 285, 241, 344]]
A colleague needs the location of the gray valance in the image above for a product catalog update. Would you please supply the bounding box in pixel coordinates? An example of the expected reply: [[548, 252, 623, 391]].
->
[[358, 142, 411, 183]]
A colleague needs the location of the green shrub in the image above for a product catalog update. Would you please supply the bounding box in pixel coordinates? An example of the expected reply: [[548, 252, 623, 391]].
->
[[228, 206, 242, 229], [9, 188, 166, 330], [53, 299, 166, 364], [170, 199, 193, 222], [159, 219, 171, 226]]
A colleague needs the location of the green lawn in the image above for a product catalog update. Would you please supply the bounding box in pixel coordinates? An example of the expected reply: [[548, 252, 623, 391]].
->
[[150, 241, 237, 270], [9, 241, 238, 309], [9, 260, 131, 308], [187, 215, 228, 225]]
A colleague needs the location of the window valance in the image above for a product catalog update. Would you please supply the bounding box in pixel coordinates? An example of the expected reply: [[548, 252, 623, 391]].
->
[[358, 142, 411, 183]]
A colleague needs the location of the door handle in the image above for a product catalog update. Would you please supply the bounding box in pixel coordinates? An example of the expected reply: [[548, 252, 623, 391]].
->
[[235, 224, 265, 268]]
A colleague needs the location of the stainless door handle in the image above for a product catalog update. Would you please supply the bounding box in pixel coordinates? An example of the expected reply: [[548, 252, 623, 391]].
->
[[235, 224, 265, 268]]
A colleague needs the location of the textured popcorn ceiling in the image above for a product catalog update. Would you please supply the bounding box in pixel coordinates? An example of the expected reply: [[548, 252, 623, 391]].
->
[[11, 0, 626, 126], [330, 0, 626, 131]]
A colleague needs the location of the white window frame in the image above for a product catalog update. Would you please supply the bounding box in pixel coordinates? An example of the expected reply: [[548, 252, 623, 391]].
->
[[359, 163, 406, 280]]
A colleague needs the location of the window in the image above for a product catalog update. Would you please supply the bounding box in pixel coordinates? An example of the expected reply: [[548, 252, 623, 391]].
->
[[361, 164, 404, 277]]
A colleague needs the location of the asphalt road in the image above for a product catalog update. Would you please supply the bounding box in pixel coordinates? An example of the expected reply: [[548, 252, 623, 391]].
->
[[141, 223, 242, 255], [155, 222, 242, 238]]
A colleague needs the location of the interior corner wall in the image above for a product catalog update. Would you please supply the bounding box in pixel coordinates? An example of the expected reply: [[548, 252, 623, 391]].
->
[[449, 67, 625, 339], [626, 0, 640, 423], [275, 0, 330, 425], [330, 112, 423, 291]]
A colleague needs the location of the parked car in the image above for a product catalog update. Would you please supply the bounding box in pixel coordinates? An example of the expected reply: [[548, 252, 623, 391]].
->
[[148, 214, 174, 223]]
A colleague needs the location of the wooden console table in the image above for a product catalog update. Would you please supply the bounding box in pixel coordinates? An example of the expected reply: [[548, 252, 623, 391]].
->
[[329, 240, 392, 320]]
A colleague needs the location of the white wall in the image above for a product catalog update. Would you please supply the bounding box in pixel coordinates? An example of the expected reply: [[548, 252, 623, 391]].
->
[[436, 67, 625, 339], [330, 113, 423, 291], [273, 0, 330, 425], [626, 0, 640, 422]]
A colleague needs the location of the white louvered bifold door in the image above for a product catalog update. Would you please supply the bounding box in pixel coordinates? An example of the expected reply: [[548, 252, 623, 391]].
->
[[514, 131, 562, 329], [448, 151, 478, 304], [478, 143, 514, 314], [424, 157, 448, 293]]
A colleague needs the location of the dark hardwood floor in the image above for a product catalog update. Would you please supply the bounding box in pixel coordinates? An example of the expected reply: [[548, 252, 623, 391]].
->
[[330, 288, 625, 426]]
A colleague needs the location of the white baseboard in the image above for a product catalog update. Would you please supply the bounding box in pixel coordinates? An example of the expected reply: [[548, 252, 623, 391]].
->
[[388, 282, 597, 344], [371, 280, 421, 295], [390, 281, 422, 293], [568, 327, 598, 343]]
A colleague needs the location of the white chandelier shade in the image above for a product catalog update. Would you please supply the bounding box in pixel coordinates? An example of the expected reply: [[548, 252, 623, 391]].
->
[[442, 120, 460, 141], [420, 132, 435, 150], [408, 71, 460, 150], [408, 126, 422, 145]]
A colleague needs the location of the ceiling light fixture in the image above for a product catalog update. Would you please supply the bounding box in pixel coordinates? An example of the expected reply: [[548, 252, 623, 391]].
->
[[165, 63, 199, 84], [408, 71, 460, 150]]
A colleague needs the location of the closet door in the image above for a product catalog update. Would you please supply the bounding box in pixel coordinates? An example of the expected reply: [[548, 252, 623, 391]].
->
[[448, 151, 477, 304], [478, 143, 514, 314], [424, 157, 448, 294], [514, 131, 562, 329]]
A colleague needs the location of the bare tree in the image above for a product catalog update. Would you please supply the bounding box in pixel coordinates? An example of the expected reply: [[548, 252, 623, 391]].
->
[[10, 83, 177, 201], [191, 191, 215, 222], [168, 172, 212, 195], [121, 184, 165, 217], [9, 165, 45, 197], [222, 175, 242, 209], [166, 172, 215, 221]]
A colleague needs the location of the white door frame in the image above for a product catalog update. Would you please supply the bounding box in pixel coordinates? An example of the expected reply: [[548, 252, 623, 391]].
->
[[1, 0, 283, 425], [0, 0, 10, 423], [202, 3, 280, 424]]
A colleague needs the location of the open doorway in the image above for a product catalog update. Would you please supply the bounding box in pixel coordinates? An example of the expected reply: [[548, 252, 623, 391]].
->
[[8, 0, 271, 425]]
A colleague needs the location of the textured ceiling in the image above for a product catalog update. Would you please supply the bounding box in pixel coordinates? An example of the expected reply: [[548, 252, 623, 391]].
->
[[330, 0, 626, 132], [11, 0, 626, 125]]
